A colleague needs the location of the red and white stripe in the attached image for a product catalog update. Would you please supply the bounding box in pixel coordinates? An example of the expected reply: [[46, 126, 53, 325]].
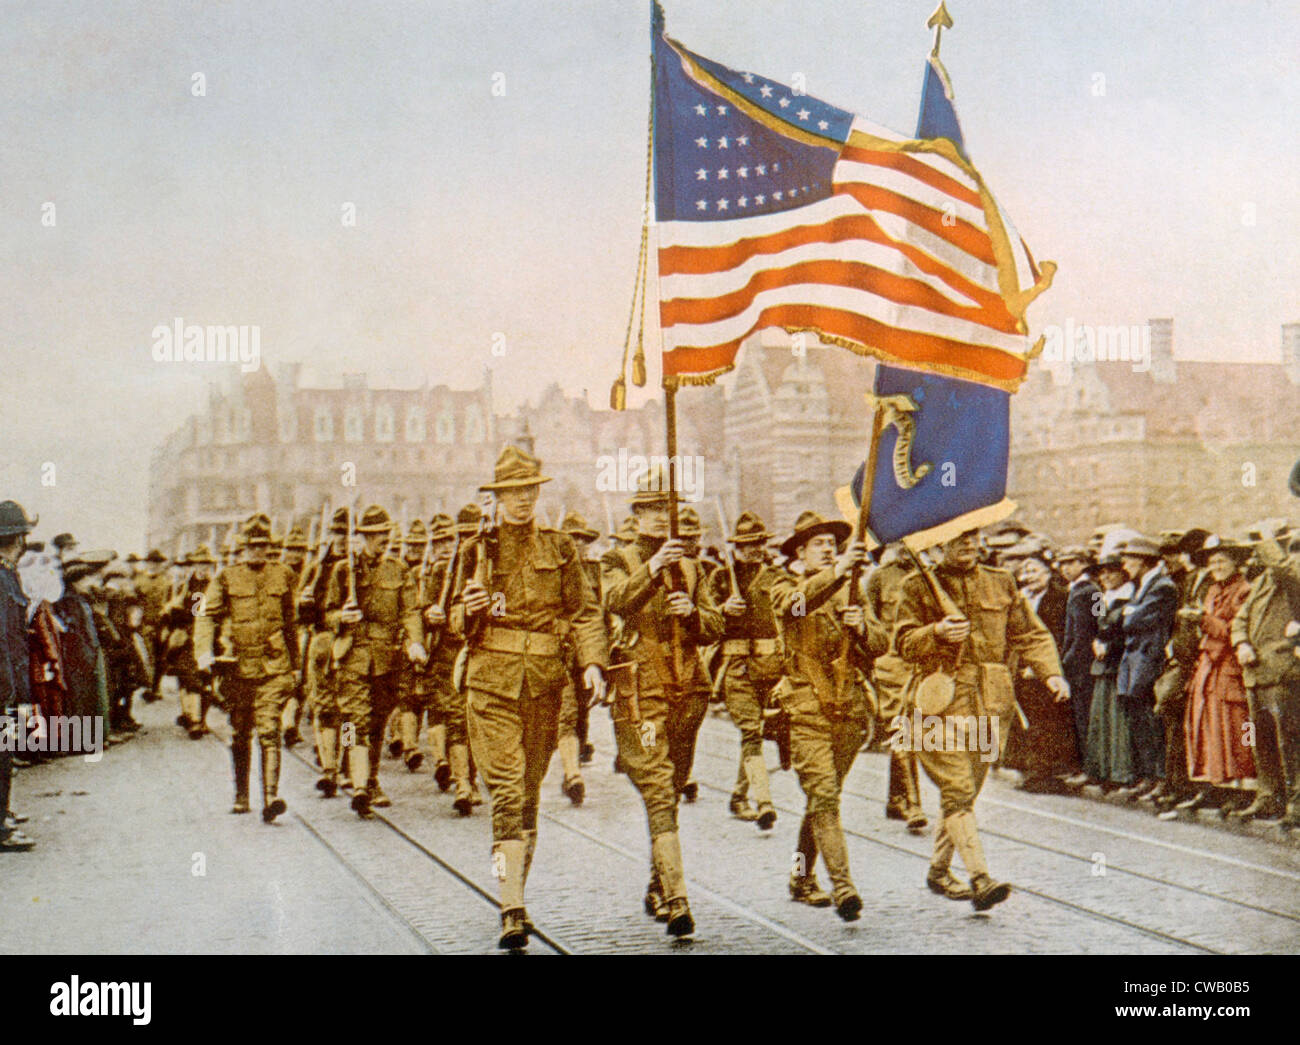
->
[[657, 116, 1039, 386]]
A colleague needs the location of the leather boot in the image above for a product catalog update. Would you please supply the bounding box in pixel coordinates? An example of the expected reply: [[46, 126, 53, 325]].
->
[[643, 867, 669, 921], [261, 744, 287, 823], [651, 832, 694, 937], [450, 743, 474, 816], [230, 739, 251, 814], [903, 752, 927, 832], [495, 838, 529, 950], [315, 725, 339, 797], [1231, 791, 1284, 821], [945, 810, 1011, 911], [558, 734, 584, 805], [281, 696, 300, 746], [430, 723, 450, 791], [789, 872, 833, 907], [349, 744, 372, 818], [399, 711, 423, 771], [744, 754, 777, 831], [926, 868, 973, 900], [179, 690, 199, 731], [810, 810, 860, 921], [729, 794, 759, 821]]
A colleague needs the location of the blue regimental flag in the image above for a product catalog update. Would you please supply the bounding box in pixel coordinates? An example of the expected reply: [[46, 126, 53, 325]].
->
[[836, 54, 1029, 548]]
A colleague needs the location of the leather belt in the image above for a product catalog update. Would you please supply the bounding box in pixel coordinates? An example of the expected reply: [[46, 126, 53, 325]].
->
[[722, 638, 779, 656], [480, 625, 560, 656]]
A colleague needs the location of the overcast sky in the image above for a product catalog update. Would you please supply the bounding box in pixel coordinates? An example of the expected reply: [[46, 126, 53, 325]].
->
[[2, 0, 1297, 549]]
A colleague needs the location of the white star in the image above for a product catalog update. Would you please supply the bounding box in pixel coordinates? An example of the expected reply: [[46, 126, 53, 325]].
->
[[696, 200, 708, 211], [696, 137, 709, 148], [737, 166, 749, 178], [717, 137, 728, 149], [738, 196, 749, 208], [717, 198, 729, 211], [818, 120, 829, 131], [760, 84, 773, 98], [695, 104, 707, 116], [716, 105, 728, 116], [742, 72, 755, 84], [778, 97, 790, 108], [717, 167, 729, 180], [773, 191, 783, 201], [756, 164, 767, 175], [696, 168, 708, 180], [737, 135, 749, 146], [772, 162, 780, 172], [755, 194, 766, 204], [797, 108, 810, 121]]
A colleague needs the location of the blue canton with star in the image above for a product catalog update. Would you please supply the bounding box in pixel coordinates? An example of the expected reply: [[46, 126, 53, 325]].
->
[[653, 38, 848, 223]]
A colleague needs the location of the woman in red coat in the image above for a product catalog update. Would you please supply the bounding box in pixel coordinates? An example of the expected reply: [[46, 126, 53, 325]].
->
[[1181, 538, 1254, 811]]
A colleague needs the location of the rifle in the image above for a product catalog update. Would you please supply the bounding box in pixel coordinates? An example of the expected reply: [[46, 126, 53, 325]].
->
[[298, 502, 331, 596], [427, 530, 460, 654], [453, 495, 497, 691], [713, 497, 740, 600], [331, 503, 359, 669]]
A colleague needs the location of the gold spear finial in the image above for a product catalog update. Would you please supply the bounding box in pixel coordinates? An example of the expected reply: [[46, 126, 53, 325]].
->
[[927, 2, 954, 58]]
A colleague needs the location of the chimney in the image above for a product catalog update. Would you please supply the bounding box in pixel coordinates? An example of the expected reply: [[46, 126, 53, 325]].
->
[[1283, 322, 1300, 385], [1147, 318, 1176, 383]]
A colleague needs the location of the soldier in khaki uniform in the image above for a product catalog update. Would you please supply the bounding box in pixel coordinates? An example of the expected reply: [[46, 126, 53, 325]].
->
[[324, 504, 426, 818], [393, 518, 433, 773], [708, 511, 782, 830], [163, 545, 216, 740], [770, 511, 886, 920], [300, 508, 349, 796], [602, 466, 723, 939], [1231, 524, 1300, 825], [278, 525, 311, 748], [865, 545, 927, 833], [894, 528, 1067, 910], [450, 447, 607, 949], [429, 507, 484, 813], [135, 549, 171, 700], [194, 514, 299, 822], [555, 511, 605, 805]]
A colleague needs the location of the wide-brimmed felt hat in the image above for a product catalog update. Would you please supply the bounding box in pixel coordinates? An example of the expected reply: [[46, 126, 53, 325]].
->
[[52, 532, 76, 550], [1056, 545, 1093, 567], [404, 518, 429, 546], [560, 511, 599, 542], [481, 445, 552, 491], [780, 510, 851, 560], [1192, 534, 1252, 567], [429, 513, 456, 542], [678, 506, 703, 538], [727, 510, 771, 545], [629, 464, 684, 508], [146, 548, 167, 563], [0, 500, 38, 538], [186, 543, 217, 566], [283, 526, 309, 551], [1119, 535, 1162, 559], [356, 504, 393, 534], [455, 503, 484, 536], [329, 507, 351, 535], [242, 513, 274, 546]]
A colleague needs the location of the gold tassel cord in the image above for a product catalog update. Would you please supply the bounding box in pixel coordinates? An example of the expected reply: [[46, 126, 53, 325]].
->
[[610, 55, 656, 409]]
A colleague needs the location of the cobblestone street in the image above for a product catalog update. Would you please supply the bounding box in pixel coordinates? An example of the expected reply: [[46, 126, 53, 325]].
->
[[5, 697, 1300, 955]]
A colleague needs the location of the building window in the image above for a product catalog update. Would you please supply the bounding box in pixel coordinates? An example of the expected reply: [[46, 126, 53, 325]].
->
[[279, 410, 297, 443], [344, 406, 364, 444], [375, 404, 395, 443], [465, 404, 484, 444], [435, 410, 455, 444], [314, 407, 333, 442], [405, 407, 425, 442]]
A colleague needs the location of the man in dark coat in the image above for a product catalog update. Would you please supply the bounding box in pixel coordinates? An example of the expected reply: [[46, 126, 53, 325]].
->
[[1057, 546, 1100, 778], [1115, 536, 1179, 797], [0, 500, 37, 851]]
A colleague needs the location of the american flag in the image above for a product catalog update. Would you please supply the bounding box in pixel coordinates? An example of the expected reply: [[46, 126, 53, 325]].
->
[[652, 33, 1054, 391]]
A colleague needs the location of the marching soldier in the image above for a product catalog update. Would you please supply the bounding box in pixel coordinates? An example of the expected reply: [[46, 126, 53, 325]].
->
[[324, 504, 426, 818], [300, 508, 349, 797], [602, 465, 722, 938], [770, 511, 886, 920], [865, 544, 928, 833], [450, 447, 607, 949], [279, 525, 310, 748], [136, 549, 171, 700], [894, 528, 1067, 910], [708, 511, 782, 830], [556, 510, 605, 804], [429, 507, 483, 813], [194, 514, 300, 822], [164, 545, 217, 739], [394, 518, 434, 774]]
